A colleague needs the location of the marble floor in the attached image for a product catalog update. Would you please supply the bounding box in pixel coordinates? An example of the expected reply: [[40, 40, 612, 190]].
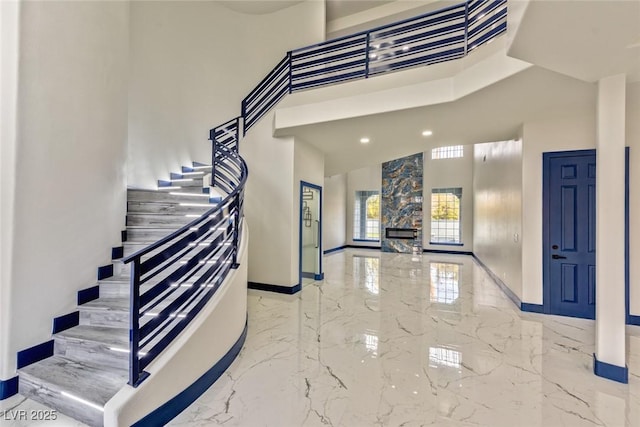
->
[[169, 249, 640, 426], [3, 249, 640, 426]]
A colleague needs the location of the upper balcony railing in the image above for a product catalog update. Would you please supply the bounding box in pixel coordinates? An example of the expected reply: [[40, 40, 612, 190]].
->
[[123, 0, 505, 388], [239, 0, 506, 133]]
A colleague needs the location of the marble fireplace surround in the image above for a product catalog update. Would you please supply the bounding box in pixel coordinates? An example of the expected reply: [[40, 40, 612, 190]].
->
[[381, 153, 424, 254]]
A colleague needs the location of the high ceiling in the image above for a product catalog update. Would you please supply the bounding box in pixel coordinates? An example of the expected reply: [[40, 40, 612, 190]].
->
[[281, 66, 600, 176], [218, 1, 304, 15], [326, 0, 396, 22], [508, 0, 640, 83], [276, 0, 640, 176]]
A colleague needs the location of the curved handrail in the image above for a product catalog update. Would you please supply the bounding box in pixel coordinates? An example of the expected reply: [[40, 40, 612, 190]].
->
[[124, 144, 247, 386]]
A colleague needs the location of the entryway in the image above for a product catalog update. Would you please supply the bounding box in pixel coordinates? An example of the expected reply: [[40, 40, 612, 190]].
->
[[300, 182, 323, 284], [543, 150, 597, 319]]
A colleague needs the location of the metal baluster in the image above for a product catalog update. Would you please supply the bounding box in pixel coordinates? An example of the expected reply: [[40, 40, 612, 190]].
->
[[129, 258, 141, 386], [211, 138, 217, 188], [235, 117, 240, 153], [463, 0, 470, 56], [365, 32, 371, 78], [240, 100, 247, 137], [287, 51, 293, 94], [231, 197, 240, 269]]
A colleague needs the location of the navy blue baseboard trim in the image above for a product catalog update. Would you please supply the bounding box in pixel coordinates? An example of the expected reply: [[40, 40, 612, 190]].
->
[[112, 246, 124, 260], [324, 245, 347, 255], [97, 264, 113, 280], [314, 273, 324, 281], [471, 254, 522, 309], [121, 230, 128, 242], [423, 249, 473, 255], [0, 376, 19, 400], [628, 315, 640, 326], [521, 303, 544, 313], [353, 239, 379, 242], [301, 272, 315, 279], [347, 244, 381, 250], [78, 285, 100, 305], [52, 311, 80, 334], [132, 320, 248, 427], [248, 282, 301, 295], [17, 340, 54, 369], [593, 353, 628, 384]]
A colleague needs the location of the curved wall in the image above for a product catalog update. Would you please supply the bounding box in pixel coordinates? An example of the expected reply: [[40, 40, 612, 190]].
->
[[104, 223, 249, 426]]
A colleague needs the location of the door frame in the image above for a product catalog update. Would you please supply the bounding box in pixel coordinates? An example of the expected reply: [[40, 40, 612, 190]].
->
[[542, 148, 630, 320], [299, 181, 323, 284]]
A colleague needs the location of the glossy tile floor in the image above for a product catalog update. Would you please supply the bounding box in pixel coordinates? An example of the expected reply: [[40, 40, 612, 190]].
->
[[3, 249, 640, 426], [169, 249, 640, 426]]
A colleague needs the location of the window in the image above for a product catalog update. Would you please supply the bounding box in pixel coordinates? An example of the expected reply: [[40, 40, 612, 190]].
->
[[431, 145, 463, 159], [353, 191, 380, 241], [430, 188, 462, 244]]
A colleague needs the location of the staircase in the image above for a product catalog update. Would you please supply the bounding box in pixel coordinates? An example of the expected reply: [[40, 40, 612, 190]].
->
[[17, 163, 218, 427], [11, 1, 506, 424]]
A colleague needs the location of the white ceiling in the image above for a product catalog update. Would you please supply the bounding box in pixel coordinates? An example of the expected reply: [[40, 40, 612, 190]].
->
[[286, 66, 598, 176], [278, 0, 640, 177], [217, 1, 305, 15], [507, 0, 640, 83], [326, 0, 396, 21]]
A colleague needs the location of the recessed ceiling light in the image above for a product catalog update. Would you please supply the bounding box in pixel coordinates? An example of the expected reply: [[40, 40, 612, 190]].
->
[[360, 137, 370, 144], [421, 130, 433, 137]]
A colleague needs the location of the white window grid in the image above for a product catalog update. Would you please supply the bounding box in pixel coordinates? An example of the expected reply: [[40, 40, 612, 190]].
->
[[431, 145, 464, 160], [353, 191, 380, 240], [430, 188, 462, 244]]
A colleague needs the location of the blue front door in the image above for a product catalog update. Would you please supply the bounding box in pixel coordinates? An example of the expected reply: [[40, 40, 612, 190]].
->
[[544, 150, 596, 319]]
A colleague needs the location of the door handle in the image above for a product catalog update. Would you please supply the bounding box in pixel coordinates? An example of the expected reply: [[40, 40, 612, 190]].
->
[[315, 220, 320, 249], [552, 254, 567, 260]]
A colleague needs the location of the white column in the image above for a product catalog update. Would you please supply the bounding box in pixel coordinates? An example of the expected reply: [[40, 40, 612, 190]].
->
[[0, 0, 20, 384], [595, 74, 627, 380]]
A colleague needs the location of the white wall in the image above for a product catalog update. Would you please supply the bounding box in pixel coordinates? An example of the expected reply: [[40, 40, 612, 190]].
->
[[1, 1, 129, 378], [346, 164, 382, 247], [128, 0, 325, 188], [473, 140, 523, 300], [520, 113, 596, 304], [293, 138, 325, 281], [323, 174, 347, 252], [342, 151, 474, 252], [241, 129, 325, 289], [241, 115, 296, 287], [423, 145, 474, 252], [0, 0, 20, 383], [627, 82, 640, 316]]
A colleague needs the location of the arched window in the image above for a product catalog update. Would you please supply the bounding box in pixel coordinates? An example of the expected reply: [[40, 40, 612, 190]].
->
[[354, 191, 380, 240], [430, 188, 462, 244]]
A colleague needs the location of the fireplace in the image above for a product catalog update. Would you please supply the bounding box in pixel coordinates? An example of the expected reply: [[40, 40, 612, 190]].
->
[[385, 228, 417, 239]]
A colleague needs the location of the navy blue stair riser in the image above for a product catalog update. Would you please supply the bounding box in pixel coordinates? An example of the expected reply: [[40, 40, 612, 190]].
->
[[52, 311, 80, 334], [17, 341, 54, 369]]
